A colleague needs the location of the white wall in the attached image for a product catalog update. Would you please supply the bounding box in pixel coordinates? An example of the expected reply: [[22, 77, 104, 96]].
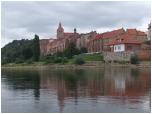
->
[[114, 44, 125, 52]]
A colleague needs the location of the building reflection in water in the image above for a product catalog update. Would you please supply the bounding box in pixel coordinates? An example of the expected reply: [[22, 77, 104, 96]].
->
[[39, 67, 150, 112], [2, 67, 150, 112]]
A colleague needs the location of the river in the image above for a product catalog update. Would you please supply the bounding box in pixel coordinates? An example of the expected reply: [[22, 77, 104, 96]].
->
[[1, 66, 151, 113]]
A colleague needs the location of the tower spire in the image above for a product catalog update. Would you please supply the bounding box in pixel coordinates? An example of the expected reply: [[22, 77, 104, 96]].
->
[[57, 22, 64, 39], [59, 22, 62, 27]]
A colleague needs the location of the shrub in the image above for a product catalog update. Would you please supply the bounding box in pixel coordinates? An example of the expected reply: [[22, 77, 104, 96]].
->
[[61, 57, 68, 64], [74, 57, 85, 65], [54, 57, 62, 63], [130, 54, 139, 64], [26, 59, 33, 64], [80, 47, 88, 53], [15, 58, 24, 64]]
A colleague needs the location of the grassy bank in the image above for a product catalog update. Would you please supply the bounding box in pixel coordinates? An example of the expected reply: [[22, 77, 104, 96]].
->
[[2, 53, 150, 68], [2, 60, 150, 69]]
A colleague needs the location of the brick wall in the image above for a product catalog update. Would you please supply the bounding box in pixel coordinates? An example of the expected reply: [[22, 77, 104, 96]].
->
[[136, 50, 151, 61]]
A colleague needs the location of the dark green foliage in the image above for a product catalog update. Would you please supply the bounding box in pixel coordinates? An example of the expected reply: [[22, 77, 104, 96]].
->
[[61, 57, 68, 64], [15, 58, 24, 64], [40, 55, 68, 64], [74, 57, 85, 65], [26, 59, 33, 64], [32, 34, 40, 61], [1, 34, 40, 64], [2, 39, 33, 64], [64, 42, 80, 59], [54, 52, 64, 57], [80, 47, 88, 53], [130, 54, 139, 64], [144, 40, 151, 45], [54, 57, 62, 63], [22, 48, 33, 60]]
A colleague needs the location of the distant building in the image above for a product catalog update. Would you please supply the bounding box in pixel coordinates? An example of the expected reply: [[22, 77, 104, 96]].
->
[[40, 22, 148, 55], [105, 34, 141, 52], [88, 28, 147, 53], [40, 22, 80, 55]]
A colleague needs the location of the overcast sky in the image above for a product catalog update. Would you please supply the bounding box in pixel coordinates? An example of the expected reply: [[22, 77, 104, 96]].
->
[[1, 1, 151, 47]]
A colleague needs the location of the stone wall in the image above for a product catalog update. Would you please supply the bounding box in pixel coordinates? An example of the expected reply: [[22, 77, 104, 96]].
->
[[103, 52, 133, 62]]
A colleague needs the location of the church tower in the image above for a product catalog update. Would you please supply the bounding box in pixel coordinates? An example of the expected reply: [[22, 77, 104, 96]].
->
[[57, 22, 64, 39]]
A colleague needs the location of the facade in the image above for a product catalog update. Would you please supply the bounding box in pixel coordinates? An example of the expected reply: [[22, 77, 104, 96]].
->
[[40, 39, 54, 55], [77, 31, 97, 50], [88, 28, 147, 53], [40, 23, 148, 55], [40, 23, 80, 55]]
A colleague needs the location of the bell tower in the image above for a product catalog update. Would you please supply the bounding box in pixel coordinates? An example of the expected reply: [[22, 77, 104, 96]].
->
[[57, 22, 64, 39]]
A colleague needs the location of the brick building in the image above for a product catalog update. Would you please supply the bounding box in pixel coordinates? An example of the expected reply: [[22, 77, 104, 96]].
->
[[40, 23, 80, 55], [87, 28, 147, 53], [40, 23, 148, 55]]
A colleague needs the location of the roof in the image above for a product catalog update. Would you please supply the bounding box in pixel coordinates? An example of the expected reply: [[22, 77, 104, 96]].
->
[[137, 31, 146, 36], [126, 29, 137, 35], [126, 29, 146, 36], [105, 34, 141, 46], [95, 28, 125, 40]]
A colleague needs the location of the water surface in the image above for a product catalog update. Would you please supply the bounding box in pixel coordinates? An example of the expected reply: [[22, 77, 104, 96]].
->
[[1, 66, 151, 113]]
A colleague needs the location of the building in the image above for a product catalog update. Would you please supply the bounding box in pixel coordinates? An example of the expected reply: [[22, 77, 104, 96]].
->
[[76, 31, 97, 50], [105, 34, 141, 52], [40, 22, 80, 55], [40, 39, 54, 55], [40, 23, 148, 55], [88, 28, 126, 53], [88, 28, 147, 53]]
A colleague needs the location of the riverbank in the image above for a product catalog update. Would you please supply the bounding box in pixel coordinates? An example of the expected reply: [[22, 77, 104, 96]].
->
[[2, 61, 150, 69]]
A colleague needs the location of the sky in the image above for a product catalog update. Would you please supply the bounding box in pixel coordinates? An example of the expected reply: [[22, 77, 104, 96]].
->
[[1, 1, 151, 47]]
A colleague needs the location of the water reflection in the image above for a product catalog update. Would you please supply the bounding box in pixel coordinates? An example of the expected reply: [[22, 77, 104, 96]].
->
[[1, 67, 151, 113]]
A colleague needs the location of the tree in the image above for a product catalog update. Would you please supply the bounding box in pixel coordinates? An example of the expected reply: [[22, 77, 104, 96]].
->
[[64, 42, 80, 59], [130, 54, 139, 64], [80, 47, 88, 53], [32, 34, 40, 61], [22, 48, 33, 60], [1, 39, 33, 64], [74, 57, 85, 65]]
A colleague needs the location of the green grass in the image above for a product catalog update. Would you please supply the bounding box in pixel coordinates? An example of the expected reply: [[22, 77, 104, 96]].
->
[[2, 53, 104, 66], [68, 53, 103, 64], [74, 53, 103, 61]]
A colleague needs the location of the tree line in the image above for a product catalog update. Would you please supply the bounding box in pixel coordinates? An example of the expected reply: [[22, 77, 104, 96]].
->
[[2, 35, 40, 64]]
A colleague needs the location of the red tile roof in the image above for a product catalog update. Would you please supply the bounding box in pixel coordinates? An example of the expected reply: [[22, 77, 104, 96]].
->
[[103, 28, 125, 38], [105, 34, 141, 46], [95, 28, 125, 40], [126, 29, 137, 35], [137, 31, 146, 36]]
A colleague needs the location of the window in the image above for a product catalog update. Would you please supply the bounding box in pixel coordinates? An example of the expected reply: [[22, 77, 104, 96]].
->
[[118, 46, 121, 50], [115, 46, 117, 50], [127, 45, 132, 50]]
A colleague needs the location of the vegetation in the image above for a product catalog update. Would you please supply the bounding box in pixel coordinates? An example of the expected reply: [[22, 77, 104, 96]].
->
[[130, 54, 139, 64], [63, 42, 80, 59], [74, 57, 85, 65], [32, 35, 40, 61], [74, 53, 103, 61], [2, 34, 40, 65]]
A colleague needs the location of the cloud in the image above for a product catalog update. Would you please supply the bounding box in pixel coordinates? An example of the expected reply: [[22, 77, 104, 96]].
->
[[1, 1, 151, 47]]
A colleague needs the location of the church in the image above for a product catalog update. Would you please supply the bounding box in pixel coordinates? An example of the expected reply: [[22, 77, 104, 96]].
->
[[40, 22, 80, 55]]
